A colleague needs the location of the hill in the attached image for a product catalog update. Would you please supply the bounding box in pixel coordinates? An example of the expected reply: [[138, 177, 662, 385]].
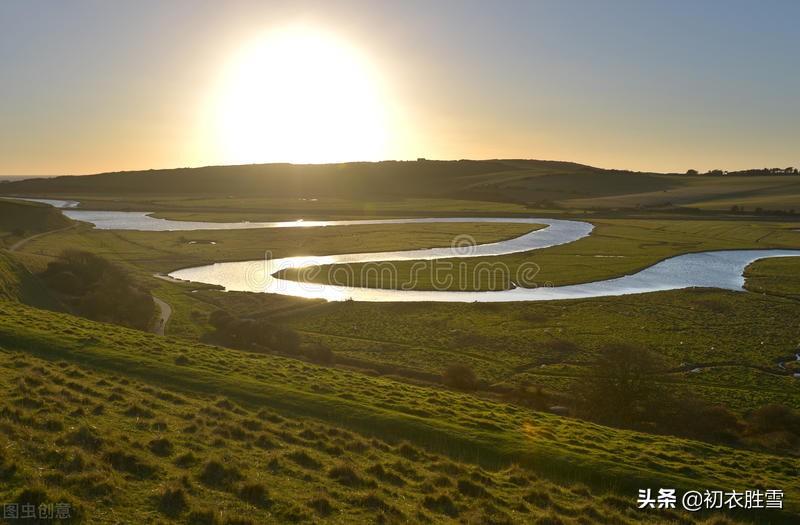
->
[[0, 299, 796, 523], [4, 159, 799, 212], [0, 159, 668, 203], [0, 199, 72, 242], [0, 251, 61, 309]]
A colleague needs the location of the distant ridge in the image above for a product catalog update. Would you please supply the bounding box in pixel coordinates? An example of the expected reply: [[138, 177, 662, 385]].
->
[[0, 159, 654, 201]]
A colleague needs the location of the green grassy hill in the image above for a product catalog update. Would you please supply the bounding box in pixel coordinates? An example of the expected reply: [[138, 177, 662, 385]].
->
[[0, 251, 61, 309], [0, 159, 668, 204], [3, 159, 799, 213], [1, 349, 721, 525], [0, 299, 796, 523], [0, 199, 72, 246]]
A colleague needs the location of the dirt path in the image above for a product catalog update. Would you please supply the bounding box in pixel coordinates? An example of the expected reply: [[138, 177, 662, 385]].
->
[[9, 224, 76, 252], [152, 296, 172, 336]]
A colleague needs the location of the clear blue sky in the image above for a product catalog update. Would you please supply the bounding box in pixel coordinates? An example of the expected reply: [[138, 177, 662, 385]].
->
[[1, 0, 798, 174]]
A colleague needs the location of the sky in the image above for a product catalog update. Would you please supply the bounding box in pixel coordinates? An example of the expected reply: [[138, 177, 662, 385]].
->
[[1, 0, 798, 176]]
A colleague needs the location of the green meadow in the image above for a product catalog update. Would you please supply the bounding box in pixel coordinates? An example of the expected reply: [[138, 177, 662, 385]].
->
[[280, 218, 800, 290], [1, 162, 799, 523], [0, 300, 797, 523]]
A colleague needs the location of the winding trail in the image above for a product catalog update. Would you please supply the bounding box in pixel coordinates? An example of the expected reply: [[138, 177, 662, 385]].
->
[[151, 296, 172, 336], [9, 224, 76, 252]]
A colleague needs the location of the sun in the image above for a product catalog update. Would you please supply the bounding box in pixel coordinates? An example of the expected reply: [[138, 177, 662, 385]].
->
[[216, 26, 389, 165]]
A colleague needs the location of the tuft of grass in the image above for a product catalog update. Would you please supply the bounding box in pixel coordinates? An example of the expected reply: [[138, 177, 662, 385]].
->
[[422, 493, 459, 517], [103, 449, 156, 479], [237, 482, 270, 508], [157, 485, 188, 517], [187, 508, 219, 525], [65, 425, 103, 452], [328, 463, 373, 488], [285, 450, 321, 470], [198, 459, 243, 489], [306, 496, 334, 517], [148, 437, 174, 457], [366, 463, 406, 486], [174, 451, 198, 468]]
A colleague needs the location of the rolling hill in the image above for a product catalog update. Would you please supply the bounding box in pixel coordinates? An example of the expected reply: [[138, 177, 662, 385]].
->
[[3, 159, 799, 212], [0, 199, 72, 238], [0, 298, 797, 523]]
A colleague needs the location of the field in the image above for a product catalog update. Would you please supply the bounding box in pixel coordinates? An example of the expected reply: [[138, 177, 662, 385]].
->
[[0, 301, 797, 524], [280, 218, 800, 290], [1, 162, 799, 523]]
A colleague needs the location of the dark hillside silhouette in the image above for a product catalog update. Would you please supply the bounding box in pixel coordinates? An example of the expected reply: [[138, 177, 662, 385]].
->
[[0, 159, 665, 201]]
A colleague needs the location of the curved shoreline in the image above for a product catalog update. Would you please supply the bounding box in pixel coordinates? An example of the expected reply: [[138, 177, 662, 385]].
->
[[169, 248, 800, 302], [6, 197, 800, 303]]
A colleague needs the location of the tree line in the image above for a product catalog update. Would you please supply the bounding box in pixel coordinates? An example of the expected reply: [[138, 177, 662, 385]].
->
[[685, 167, 798, 176]]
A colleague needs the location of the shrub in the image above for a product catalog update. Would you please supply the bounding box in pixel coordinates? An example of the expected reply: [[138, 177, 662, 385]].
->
[[285, 451, 321, 470], [0, 458, 18, 481], [572, 343, 664, 427], [328, 464, 370, 487], [366, 464, 405, 486], [457, 478, 488, 498], [66, 425, 103, 452], [254, 434, 277, 450], [238, 483, 270, 507], [123, 404, 155, 419], [158, 486, 188, 517], [148, 437, 174, 457], [173, 451, 198, 468], [42, 418, 65, 432], [397, 442, 421, 461], [39, 250, 156, 330], [747, 404, 800, 435], [422, 494, 459, 517], [104, 449, 156, 479], [208, 311, 301, 354], [198, 460, 243, 489], [442, 364, 479, 391], [304, 344, 334, 365], [523, 489, 551, 507]]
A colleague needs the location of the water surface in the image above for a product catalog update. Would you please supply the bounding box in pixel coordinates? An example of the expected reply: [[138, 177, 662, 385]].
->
[[6, 196, 799, 303]]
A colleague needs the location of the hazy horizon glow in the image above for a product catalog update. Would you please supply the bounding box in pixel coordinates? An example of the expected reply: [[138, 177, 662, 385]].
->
[[1, 0, 798, 176]]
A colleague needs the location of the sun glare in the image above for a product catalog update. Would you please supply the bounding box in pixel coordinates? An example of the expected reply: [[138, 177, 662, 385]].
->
[[216, 26, 389, 165]]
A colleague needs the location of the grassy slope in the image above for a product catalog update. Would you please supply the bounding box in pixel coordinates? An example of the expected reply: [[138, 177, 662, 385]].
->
[[0, 251, 61, 309], [562, 175, 800, 211], [0, 199, 72, 248], [0, 301, 797, 520], [280, 219, 800, 290], [2, 350, 762, 525]]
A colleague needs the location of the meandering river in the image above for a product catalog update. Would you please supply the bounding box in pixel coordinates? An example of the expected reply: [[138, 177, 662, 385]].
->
[[6, 197, 800, 302]]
